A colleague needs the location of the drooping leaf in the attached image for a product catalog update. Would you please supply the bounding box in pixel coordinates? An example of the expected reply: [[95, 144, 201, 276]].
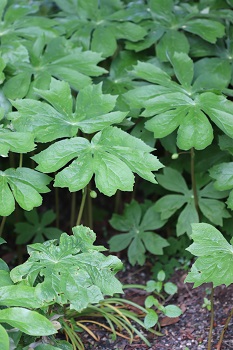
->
[[0, 128, 35, 157], [0, 168, 51, 216]]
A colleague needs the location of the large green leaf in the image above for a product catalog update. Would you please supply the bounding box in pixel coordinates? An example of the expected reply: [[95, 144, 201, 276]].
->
[[32, 126, 163, 196], [54, 0, 146, 57], [0, 168, 51, 216], [0, 1, 59, 44], [0, 271, 13, 288], [0, 307, 57, 336], [209, 162, 233, 210], [109, 200, 168, 265], [124, 54, 233, 150], [9, 79, 127, 142], [168, 52, 193, 88], [0, 324, 9, 350], [0, 285, 43, 308], [0, 128, 35, 157], [156, 31, 190, 62], [126, 0, 224, 55], [193, 58, 231, 91], [10, 226, 123, 312], [184, 19, 225, 44], [3, 36, 107, 98], [185, 223, 233, 287], [198, 92, 233, 138]]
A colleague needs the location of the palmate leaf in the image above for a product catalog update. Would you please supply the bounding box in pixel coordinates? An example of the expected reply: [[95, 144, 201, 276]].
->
[[3, 36, 107, 99], [54, 0, 146, 57], [15, 209, 62, 244], [0, 168, 51, 216], [9, 79, 127, 142], [124, 53, 233, 150], [126, 0, 224, 54], [108, 200, 168, 266], [0, 0, 59, 43], [185, 223, 233, 287], [10, 226, 123, 312], [155, 168, 230, 236], [32, 126, 163, 196]]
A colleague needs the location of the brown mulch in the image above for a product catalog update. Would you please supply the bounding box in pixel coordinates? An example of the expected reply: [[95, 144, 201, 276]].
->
[[81, 266, 233, 350]]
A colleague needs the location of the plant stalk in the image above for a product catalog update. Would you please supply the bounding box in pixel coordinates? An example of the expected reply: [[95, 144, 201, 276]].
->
[[0, 216, 6, 237], [70, 191, 76, 230], [55, 186, 60, 228], [114, 190, 122, 214], [19, 153, 23, 168], [216, 307, 233, 350], [190, 148, 200, 218], [76, 187, 87, 226], [87, 184, 93, 229], [207, 285, 215, 350]]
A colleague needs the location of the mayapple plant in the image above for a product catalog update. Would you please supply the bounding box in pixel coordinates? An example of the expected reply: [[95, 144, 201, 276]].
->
[[1, 0, 233, 348]]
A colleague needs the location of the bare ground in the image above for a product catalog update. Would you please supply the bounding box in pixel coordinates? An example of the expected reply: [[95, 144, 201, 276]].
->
[[82, 266, 233, 350]]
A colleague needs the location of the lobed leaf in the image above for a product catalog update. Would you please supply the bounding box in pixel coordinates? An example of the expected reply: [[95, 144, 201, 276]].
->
[[109, 200, 167, 266], [9, 79, 127, 142], [10, 226, 123, 312], [33, 126, 163, 196], [185, 223, 233, 287]]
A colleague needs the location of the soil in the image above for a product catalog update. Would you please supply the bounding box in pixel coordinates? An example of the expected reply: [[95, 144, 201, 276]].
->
[[81, 265, 233, 350]]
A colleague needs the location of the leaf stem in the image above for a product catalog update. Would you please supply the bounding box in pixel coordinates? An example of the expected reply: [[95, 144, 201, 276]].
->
[[87, 183, 93, 229], [216, 307, 233, 350], [0, 216, 6, 237], [76, 187, 87, 226], [190, 148, 199, 218], [70, 191, 76, 230], [19, 153, 23, 168], [207, 285, 215, 350], [114, 190, 122, 214], [55, 186, 60, 228]]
